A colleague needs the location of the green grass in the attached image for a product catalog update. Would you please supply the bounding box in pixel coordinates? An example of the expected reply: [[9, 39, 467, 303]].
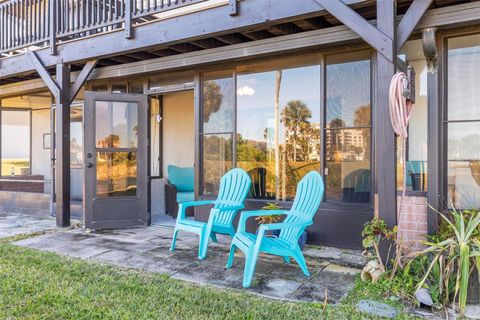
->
[[0, 242, 418, 320]]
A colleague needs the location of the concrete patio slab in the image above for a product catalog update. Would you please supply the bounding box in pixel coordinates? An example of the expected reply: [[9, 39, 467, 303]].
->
[[13, 225, 363, 303]]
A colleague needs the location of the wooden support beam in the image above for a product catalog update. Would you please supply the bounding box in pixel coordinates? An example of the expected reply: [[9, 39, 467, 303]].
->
[[424, 27, 441, 233], [229, 0, 238, 16], [69, 60, 97, 104], [397, 0, 434, 49], [375, 0, 397, 230], [314, 0, 393, 61], [54, 63, 71, 228], [26, 51, 60, 98], [125, 0, 133, 39]]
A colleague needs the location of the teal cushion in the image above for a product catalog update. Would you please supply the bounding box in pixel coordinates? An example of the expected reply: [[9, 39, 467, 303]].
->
[[176, 191, 194, 203], [167, 165, 194, 192]]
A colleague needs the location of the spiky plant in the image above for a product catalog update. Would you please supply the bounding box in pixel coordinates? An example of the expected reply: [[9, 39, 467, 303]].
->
[[414, 206, 480, 314]]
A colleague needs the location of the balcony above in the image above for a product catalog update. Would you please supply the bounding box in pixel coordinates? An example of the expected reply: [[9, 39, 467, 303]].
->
[[0, 0, 209, 56]]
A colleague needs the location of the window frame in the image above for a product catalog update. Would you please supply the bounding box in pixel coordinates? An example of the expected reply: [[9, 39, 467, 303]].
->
[[0, 107, 33, 177], [442, 30, 480, 209], [198, 50, 374, 206]]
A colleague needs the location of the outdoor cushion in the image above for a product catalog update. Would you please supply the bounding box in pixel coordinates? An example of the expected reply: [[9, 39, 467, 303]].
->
[[167, 165, 194, 192], [176, 191, 194, 204]]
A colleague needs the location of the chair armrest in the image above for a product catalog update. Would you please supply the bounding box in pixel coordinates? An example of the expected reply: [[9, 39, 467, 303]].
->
[[237, 210, 286, 233], [217, 204, 244, 212], [259, 221, 311, 232], [177, 200, 215, 220]]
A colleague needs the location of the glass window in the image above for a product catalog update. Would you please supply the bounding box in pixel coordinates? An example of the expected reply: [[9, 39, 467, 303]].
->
[[202, 71, 234, 134], [202, 134, 233, 195], [91, 83, 108, 92], [325, 52, 371, 203], [128, 82, 144, 94], [96, 151, 137, 197], [236, 60, 321, 201], [111, 83, 127, 94], [70, 106, 83, 166], [447, 34, 480, 209], [1, 109, 31, 176], [396, 39, 429, 193], [200, 70, 234, 195], [149, 71, 194, 90], [95, 101, 138, 148]]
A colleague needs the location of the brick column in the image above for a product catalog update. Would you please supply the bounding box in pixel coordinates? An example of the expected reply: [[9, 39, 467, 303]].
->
[[374, 194, 428, 253]]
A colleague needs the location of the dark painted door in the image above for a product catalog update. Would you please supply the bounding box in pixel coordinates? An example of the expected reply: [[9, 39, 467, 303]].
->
[[84, 92, 148, 229]]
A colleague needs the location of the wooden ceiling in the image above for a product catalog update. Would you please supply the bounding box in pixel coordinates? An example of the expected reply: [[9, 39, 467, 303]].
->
[[0, 0, 474, 86]]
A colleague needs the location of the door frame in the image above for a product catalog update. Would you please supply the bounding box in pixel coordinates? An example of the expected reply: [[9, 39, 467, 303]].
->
[[83, 91, 149, 229]]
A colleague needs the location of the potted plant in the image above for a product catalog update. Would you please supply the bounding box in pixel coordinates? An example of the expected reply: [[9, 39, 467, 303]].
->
[[255, 202, 308, 250]]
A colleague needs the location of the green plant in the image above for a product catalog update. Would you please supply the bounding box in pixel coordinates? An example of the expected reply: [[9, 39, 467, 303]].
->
[[413, 206, 480, 315], [362, 218, 398, 272], [255, 202, 283, 225]]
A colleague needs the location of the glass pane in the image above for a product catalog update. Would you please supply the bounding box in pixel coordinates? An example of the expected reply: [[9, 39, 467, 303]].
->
[[92, 84, 108, 92], [128, 82, 144, 94], [95, 101, 138, 148], [448, 122, 480, 209], [326, 56, 371, 127], [396, 41, 429, 192], [96, 152, 137, 197], [326, 128, 371, 203], [150, 97, 161, 177], [149, 71, 195, 90], [202, 134, 232, 195], [111, 84, 127, 94], [202, 71, 234, 133], [71, 106, 83, 165], [447, 34, 480, 121], [236, 64, 321, 200], [1, 110, 30, 176]]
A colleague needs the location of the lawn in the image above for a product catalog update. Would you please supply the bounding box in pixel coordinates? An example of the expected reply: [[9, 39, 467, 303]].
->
[[0, 240, 417, 320]]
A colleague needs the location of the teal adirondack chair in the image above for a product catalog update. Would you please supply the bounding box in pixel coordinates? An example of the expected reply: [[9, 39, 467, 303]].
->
[[227, 171, 324, 287], [170, 168, 251, 260]]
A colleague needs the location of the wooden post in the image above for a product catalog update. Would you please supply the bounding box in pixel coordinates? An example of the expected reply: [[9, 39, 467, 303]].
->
[[125, 0, 133, 39], [55, 62, 71, 227], [375, 0, 397, 228], [49, 0, 57, 55], [423, 27, 441, 233]]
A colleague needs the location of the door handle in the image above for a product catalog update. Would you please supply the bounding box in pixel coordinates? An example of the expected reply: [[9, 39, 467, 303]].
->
[[86, 163, 93, 168]]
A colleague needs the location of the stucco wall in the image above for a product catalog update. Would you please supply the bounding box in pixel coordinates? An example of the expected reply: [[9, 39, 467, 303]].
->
[[31, 109, 51, 193], [162, 90, 195, 178]]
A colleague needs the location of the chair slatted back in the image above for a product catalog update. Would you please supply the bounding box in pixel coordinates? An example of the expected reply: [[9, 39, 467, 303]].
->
[[213, 168, 252, 225], [279, 171, 324, 246]]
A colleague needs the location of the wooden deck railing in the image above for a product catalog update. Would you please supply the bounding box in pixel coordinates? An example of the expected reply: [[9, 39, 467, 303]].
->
[[0, 0, 207, 55]]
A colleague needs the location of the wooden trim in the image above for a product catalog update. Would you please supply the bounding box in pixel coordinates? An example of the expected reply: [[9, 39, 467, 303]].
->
[[314, 0, 393, 61], [375, 0, 397, 228], [69, 60, 97, 104], [26, 51, 60, 98], [397, 0, 434, 49]]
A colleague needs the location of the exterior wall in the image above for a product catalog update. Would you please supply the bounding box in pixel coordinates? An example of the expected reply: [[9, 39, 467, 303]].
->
[[162, 90, 195, 177], [374, 194, 428, 253], [31, 108, 51, 193]]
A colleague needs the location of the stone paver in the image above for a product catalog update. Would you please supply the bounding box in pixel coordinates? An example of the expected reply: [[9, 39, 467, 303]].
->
[[2, 208, 362, 303], [13, 225, 361, 303], [0, 211, 58, 238]]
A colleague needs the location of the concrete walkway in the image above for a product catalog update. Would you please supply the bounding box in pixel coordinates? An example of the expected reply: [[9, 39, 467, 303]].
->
[[0, 209, 58, 238], [13, 225, 364, 303]]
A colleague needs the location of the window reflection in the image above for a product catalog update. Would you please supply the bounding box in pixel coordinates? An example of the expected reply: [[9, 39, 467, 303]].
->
[[202, 71, 234, 134], [325, 54, 371, 203], [96, 152, 137, 197], [202, 134, 232, 195], [236, 63, 321, 201], [95, 101, 138, 148], [447, 34, 480, 209]]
